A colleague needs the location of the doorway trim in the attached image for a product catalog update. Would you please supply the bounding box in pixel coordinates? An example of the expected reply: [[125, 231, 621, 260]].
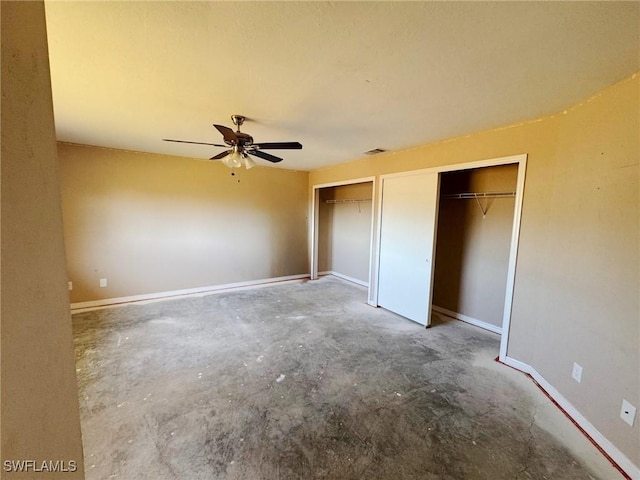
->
[[310, 176, 377, 292], [372, 154, 527, 362]]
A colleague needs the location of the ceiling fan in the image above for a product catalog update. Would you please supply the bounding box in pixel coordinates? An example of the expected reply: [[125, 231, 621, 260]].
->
[[163, 115, 302, 169]]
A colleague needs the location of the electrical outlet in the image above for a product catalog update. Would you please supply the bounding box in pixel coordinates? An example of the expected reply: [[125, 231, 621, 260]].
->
[[571, 362, 583, 383], [68, 281, 73, 291], [99, 278, 108, 288], [620, 399, 636, 427]]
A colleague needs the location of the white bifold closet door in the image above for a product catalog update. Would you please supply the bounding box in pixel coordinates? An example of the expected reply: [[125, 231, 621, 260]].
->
[[377, 172, 440, 326]]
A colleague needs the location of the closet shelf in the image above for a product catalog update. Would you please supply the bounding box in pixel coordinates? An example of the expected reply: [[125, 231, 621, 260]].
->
[[441, 191, 515, 200], [324, 198, 372, 204], [441, 191, 515, 218]]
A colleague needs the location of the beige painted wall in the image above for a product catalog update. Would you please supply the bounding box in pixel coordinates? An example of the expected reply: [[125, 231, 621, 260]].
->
[[434, 165, 517, 327], [1, 2, 85, 478], [509, 74, 639, 468], [309, 74, 639, 470], [58, 144, 309, 303], [318, 182, 372, 283]]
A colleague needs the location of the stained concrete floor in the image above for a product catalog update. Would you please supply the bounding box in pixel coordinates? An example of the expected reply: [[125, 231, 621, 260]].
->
[[73, 276, 623, 480]]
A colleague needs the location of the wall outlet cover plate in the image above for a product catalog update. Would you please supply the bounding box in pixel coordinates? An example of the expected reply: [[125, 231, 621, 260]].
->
[[571, 362, 583, 383], [620, 399, 636, 427]]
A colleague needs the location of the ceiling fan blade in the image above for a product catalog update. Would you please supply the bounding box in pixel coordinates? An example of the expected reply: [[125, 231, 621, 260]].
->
[[249, 150, 283, 163], [253, 142, 303, 150], [214, 124, 238, 143], [163, 138, 226, 147], [210, 150, 231, 160]]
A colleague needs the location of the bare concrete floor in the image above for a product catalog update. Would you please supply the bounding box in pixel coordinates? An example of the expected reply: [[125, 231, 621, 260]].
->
[[73, 276, 623, 479]]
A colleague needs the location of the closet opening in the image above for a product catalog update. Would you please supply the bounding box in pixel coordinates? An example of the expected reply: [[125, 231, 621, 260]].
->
[[311, 178, 376, 299], [431, 164, 518, 338]]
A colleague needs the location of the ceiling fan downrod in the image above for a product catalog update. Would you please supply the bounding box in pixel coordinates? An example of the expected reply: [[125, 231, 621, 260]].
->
[[230, 114, 245, 130]]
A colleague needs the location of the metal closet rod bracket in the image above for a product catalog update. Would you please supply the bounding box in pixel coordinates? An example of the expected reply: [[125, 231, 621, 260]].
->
[[441, 191, 516, 218], [324, 198, 372, 204], [324, 198, 372, 214]]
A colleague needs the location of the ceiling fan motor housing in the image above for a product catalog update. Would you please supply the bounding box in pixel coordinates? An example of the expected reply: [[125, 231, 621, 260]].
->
[[233, 131, 254, 147], [229, 115, 253, 146]]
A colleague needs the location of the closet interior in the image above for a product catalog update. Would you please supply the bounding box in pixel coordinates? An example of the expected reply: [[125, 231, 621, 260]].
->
[[432, 164, 518, 334], [318, 181, 373, 286]]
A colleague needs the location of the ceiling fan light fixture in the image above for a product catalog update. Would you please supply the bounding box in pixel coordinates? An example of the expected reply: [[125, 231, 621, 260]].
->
[[243, 155, 256, 169], [222, 148, 243, 168]]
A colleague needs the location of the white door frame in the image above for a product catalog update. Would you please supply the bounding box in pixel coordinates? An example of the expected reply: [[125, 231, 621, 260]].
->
[[310, 176, 377, 288], [372, 154, 527, 362]]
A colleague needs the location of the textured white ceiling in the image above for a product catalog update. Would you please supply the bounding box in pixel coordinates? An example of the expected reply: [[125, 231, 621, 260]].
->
[[44, 1, 639, 171]]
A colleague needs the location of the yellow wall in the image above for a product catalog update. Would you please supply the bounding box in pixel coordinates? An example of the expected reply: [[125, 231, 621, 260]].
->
[[1, 2, 85, 478], [511, 73, 639, 467], [58, 144, 309, 303], [309, 73, 640, 469]]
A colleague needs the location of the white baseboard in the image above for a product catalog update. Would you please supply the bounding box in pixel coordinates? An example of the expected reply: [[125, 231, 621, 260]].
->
[[432, 305, 502, 335], [318, 271, 368, 288], [70, 274, 310, 312], [502, 356, 639, 480]]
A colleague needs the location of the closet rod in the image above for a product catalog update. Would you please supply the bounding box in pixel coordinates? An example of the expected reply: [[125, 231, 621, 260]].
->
[[324, 198, 372, 204], [441, 191, 515, 200]]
